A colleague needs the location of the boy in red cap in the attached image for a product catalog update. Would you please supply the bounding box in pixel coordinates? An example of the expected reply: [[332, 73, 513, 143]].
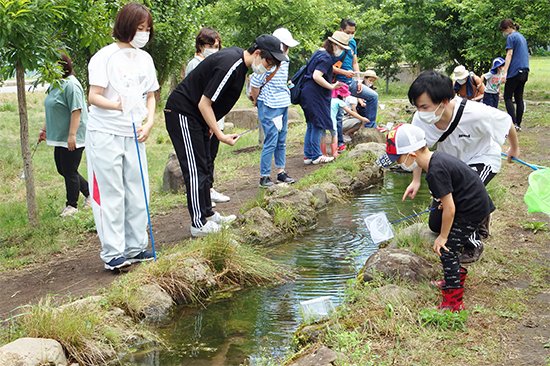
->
[[377, 123, 495, 311]]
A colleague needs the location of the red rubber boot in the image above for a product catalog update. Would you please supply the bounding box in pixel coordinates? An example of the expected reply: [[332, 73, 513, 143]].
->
[[438, 287, 465, 312]]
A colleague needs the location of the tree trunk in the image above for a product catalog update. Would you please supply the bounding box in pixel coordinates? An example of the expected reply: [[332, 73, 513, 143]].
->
[[385, 75, 390, 94], [16, 62, 38, 226]]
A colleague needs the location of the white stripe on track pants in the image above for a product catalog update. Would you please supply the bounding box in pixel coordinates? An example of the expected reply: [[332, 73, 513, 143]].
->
[[86, 130, 149, 263], [164, 110, 215, 229]]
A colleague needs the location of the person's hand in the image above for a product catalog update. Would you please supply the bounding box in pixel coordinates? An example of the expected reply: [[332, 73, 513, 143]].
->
[[362, 117, 370, 124], [137, 122, 153, 143], [67, 134, 76, 151], [433, 235, 449, 256], [38, 128, 46, 143], [332, 82, 344, 90], [358, 98, 366, 107], [356, 82, 363, 93], [219, 133, 240, 146], [506, 146, 520, 163], [343, 70, 354, 78], [402, 180, 420, 201]]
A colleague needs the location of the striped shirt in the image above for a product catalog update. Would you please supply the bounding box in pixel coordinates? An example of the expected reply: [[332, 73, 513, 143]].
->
[[250, 61, 291, 109]]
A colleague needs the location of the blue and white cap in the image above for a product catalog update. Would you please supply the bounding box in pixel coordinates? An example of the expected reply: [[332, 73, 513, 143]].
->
[[490, 57, 505, 74]]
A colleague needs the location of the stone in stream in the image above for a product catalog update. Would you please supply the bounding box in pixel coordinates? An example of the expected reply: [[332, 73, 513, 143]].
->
[[264, 185, 317, 229], [388, 222, 436, 249], [360, 248, 436, 283], [0, 337, 68, 366], [348, 127, 385, 145], [133, 283, 174, 323]]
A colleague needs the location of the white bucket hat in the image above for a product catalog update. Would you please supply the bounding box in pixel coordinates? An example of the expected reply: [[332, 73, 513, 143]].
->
[[273, 28, 299, 48]]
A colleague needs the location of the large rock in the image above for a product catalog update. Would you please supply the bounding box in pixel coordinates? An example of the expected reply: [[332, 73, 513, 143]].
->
[[350, 164, 384, 192], [311, 182, 342, 203], [134, 284, 174, 323], [350, 127, 385, 145], [239, 206, 284, 245], [347, 142, 386, 159], [225, 108, 258, 129], [0, 338, 67, 366], [307, 187, 329, 210], [287, 345, 338, 366], [264, 185, 317, 230], [389, 222, 436, 249], [162, 152, 185, 193], [360, 248, 435, 283]]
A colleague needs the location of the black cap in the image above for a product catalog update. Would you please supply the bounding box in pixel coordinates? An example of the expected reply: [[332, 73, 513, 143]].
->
[[253, 34, 289, 62]]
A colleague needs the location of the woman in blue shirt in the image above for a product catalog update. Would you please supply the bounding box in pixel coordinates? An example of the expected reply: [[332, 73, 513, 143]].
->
[[300, 31, 349, 165], [500, 19, 529, 131]]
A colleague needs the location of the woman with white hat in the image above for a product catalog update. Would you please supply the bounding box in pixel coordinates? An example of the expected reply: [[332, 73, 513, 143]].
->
[[250, 28, 300, 187], [452, 65, 485, 101], [300, 31, 349, 165]]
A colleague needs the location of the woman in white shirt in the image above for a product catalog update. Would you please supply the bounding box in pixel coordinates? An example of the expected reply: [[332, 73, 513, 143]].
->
[[86, 2, 159, 270]]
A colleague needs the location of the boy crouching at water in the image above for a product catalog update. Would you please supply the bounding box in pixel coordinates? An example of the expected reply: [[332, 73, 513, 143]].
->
[[377, 123, 495, 311]]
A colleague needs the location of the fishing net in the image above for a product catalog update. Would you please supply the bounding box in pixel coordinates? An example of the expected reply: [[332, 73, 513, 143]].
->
[[364, 212, 394, 244], [524, 168, 550, 215]]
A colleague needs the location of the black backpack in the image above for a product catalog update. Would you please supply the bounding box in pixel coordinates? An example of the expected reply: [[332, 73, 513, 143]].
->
[[289, 64, 308, 105]]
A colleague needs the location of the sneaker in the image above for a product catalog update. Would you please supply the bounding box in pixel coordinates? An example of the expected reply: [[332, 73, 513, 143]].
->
[[84, 196, 92, 209], [259, 176, 274, 188], [210, 188, 230, 203], [304, 157, 312, 165], [277, 172, 296, 184], [190, 220, 221, 237], [343, 134, 352, 143], [459, 242, 484, 264], [127, 250, 155, 264], [312, 155, 334, 165], [60, 206, 78, 217], [206, 211, 237, 225], [514, 124, 522, 132], [104, 257, 131, 270], [337, 144, 346, 152]]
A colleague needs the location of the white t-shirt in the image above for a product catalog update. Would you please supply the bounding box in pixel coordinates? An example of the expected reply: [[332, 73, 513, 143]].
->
[[87, 43, 159, 137], [411, 97, 512, 172], [345, 96, 358, 106]]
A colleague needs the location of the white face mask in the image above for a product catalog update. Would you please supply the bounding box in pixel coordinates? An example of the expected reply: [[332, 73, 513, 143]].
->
[[252, 56, 268, 74], [457, 78, 467, 85], [399, 154, 418, 172], [417, 103, 444, 125], [334, 47, 344, 57], [202, 48, 218, 58], [130, 31, 150, 49]]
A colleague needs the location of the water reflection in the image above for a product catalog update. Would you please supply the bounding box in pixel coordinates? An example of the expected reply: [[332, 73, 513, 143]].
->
[[127, 172, 431, 366]]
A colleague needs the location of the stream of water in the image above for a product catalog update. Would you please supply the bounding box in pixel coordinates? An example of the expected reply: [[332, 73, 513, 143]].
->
[[127, 172, 431, 365]]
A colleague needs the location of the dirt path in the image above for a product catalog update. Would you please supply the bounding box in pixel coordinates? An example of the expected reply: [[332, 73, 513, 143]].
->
[[0, 145, 320, 318]]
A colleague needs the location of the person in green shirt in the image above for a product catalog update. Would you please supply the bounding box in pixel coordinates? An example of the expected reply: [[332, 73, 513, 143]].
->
[[38, 53, 90, 217]]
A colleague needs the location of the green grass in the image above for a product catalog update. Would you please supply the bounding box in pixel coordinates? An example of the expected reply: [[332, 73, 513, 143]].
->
[[0, 89, 305, 271], [524, 56, 550, 100], [0, 297, 155, 365]]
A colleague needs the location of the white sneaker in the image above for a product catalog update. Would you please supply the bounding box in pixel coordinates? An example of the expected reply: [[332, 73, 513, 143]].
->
[[84, 196, 92, 209], [212, 201, 216, 208], [312, 155, 334, 164], [206, 211, 237, 225], [60, 206, 78, 217], [210, 188, 230, 203], [190, 220, 221, 237]]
